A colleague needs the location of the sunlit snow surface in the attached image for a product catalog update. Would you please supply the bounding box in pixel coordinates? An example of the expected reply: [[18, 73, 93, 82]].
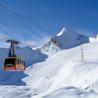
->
[[1, 42, 98, 98], [23, 42, 98, 98]]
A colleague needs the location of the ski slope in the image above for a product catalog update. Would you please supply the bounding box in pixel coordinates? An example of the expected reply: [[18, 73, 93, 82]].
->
[[23, 42, 98, 98], [0, 40, 98, 97]]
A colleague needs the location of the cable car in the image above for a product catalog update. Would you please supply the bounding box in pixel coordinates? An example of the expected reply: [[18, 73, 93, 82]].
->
[[4, 57, 25, 71], [3, 39, 25, 71]]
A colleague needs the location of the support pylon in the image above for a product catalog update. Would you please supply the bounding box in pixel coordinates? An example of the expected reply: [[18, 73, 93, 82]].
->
[[77, 35, 85, 63], [80, 43, 84, 62]]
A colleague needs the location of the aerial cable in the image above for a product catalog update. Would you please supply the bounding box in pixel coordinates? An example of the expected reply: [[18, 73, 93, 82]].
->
[[0, 36, 35, 48], [0, 34, 9, 41], [0, 2, 47, 35], [0, 33, 35, 47]]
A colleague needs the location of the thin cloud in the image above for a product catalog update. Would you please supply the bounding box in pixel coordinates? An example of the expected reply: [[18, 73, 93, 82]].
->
[[75, 27, 96, 37]]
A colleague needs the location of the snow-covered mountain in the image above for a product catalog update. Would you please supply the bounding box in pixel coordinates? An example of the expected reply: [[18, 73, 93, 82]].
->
[[23, 42, 98, 98], [0, 28, 98, 98], [42, 28, 89, 55]]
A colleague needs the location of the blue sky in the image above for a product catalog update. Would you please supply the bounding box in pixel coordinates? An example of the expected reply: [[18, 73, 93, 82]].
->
[[0, 0, 98, 45]]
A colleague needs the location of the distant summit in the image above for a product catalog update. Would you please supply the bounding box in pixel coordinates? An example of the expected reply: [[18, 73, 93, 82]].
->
[[56, 28, 66, 36], [42, 27, 89, 54]]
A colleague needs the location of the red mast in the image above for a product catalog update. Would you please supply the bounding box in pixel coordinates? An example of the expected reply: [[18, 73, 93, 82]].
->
[[77, 35, 84, 63]]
